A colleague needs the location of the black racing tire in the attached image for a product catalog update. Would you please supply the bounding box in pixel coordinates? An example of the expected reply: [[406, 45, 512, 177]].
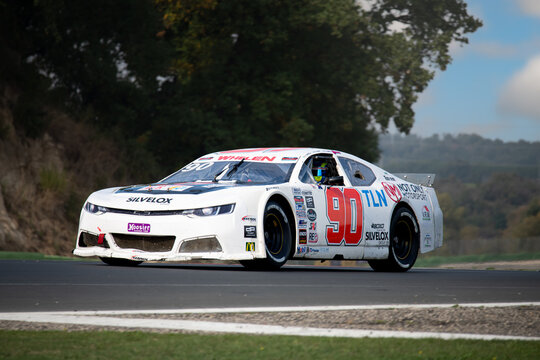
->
[[99, 257, 143, 266], [368, 207, 419, 272], [240, 201, 292, 270]]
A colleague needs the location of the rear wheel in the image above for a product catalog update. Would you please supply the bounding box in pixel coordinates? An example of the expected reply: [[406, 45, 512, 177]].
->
[[368, 207, 419, 272], [240, 201, 292, 270], [99, 257, 143, 266]]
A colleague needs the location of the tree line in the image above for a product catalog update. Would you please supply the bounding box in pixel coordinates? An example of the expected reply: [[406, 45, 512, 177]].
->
[[1, 0, 481, 178], [378, 134, 540, 253]]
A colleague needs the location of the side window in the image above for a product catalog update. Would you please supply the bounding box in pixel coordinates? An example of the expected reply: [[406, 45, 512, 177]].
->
[[299, 154, 343, 185], [338, 157, 376, 186]]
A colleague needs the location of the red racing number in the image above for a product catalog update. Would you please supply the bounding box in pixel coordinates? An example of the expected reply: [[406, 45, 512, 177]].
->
[[326, 188, 363, 245]]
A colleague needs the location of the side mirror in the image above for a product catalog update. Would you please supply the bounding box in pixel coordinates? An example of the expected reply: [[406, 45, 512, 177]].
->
[[328, 176, 344, 186]]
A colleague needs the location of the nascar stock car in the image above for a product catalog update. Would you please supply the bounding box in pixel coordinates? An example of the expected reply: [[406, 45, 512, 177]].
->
[[74, 147, 443, 271]]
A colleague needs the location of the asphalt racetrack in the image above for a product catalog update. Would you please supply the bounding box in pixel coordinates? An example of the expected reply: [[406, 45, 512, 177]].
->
[[1, 260, 539, 312]]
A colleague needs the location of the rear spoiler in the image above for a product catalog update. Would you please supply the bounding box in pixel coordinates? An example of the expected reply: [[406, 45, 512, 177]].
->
[[394, 173, 436, 187]]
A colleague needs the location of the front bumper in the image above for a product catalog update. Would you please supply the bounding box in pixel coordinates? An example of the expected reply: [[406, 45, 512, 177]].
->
[[73, 210, 259, 262]]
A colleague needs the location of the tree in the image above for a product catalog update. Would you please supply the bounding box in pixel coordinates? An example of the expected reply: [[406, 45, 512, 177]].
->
[[1, 0, 171, 141], [153, 0, 481, 165]]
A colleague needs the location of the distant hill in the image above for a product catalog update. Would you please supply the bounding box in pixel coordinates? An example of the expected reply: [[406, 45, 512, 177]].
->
[[377, 133, 540, 183]]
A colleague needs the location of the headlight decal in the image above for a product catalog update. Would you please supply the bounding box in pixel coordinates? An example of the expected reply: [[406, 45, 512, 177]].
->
[[83, 202, 235, 217], [84, 202, 109, 214]]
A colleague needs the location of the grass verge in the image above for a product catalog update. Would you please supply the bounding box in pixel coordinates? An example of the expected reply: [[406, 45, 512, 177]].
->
[[0, 251, 83, 261], [0, 330, 538, 360], [415, 252, 540, 267]]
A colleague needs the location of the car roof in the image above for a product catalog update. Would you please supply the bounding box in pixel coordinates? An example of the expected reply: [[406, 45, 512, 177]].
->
[[198, 147, 354, 163]]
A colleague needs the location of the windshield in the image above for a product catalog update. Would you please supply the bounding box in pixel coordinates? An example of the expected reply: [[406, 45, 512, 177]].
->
[[161, 161, 295, 185]]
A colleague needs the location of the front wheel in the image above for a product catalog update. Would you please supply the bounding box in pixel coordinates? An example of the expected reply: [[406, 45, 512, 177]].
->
[[368, 207, 419, 272], [240, 201, 292, 270], [99, 257, 143, 267]]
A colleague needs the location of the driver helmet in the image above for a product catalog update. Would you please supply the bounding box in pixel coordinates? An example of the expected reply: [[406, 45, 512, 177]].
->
[[313, 161, 328, 183]]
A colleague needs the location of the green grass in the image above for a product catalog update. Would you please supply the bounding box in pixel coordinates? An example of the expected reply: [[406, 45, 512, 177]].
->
[[39, 168, 67, 192], [0, 251, 82, 261], [0, 330, 538, 360], [415, 252, 540, 267]]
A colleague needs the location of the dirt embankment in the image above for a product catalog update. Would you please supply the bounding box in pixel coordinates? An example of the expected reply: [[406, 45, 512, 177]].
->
[[0, 86, 131, 256]]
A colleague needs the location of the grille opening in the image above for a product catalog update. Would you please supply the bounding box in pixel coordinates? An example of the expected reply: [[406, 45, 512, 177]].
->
[[78, 232, 109, 248], [111, 233, 175, 252], [179, 236, 222, 253]]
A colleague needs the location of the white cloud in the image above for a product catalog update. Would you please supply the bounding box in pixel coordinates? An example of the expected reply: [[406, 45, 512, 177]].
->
[[498, 54, 540, 121], [517, 0, 540, 18]]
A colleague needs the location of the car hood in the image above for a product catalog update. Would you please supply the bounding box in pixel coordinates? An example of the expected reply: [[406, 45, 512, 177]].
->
[[87, 182, 262, 210]]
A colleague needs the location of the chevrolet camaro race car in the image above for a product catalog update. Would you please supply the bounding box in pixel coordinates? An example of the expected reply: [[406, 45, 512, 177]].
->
[[74, 147, 443, 271]]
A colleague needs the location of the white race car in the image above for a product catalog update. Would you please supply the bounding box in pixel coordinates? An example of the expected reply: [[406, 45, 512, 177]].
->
[[74, 147, 443, 271]]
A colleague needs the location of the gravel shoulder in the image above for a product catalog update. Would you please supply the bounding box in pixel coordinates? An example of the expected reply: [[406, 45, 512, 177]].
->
[[1, 306, 539, 338]]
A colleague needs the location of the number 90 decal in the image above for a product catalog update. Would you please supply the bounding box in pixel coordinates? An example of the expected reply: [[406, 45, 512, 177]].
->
[[326, 188, 363, 245], [181, 162, 214, 172]]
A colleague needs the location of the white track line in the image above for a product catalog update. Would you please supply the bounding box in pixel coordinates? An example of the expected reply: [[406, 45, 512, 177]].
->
[[1, 302, 539, 341], [20, 301, 540, 316]]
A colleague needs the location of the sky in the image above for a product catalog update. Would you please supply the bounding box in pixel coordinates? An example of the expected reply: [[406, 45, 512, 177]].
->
[[409, 0, 540, 142]]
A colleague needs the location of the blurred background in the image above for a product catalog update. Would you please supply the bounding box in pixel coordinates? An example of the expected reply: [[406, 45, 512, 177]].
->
[[0, 0, 538, 258]]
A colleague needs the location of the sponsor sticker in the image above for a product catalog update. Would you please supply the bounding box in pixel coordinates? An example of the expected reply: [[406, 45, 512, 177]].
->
[[126, 197, 172, 204], [395, 183, 428, 201], [307, 209, 317, 221], [217, 155, 276, 161], [297, 246, 308, 254], [305, 196, 315, 208], [295, 203, 305, 210], [424, 234, 432, 247], [292, 187, 302, 195], [298, 219, 308, 229], [244, 226, 257, 238], [296, 210, 307, 218], [294, 196, 304, 203], [309, 222, 317, 231], [245, 242, 256, 251], [422, 206, 431, 221], [371, 223, 384, 229], [381, 182, 402, 203], [127, 223, 151, 233], [242, 215, 257, 222], [308, 232, 318, 243], [365, 231, 389, 241], [299, 229, 307, 244], [361, 189, 388, 207]]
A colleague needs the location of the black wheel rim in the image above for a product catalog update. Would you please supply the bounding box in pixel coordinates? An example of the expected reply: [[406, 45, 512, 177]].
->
[[264, 213, 284, 256], [392, 219, 413, 260]]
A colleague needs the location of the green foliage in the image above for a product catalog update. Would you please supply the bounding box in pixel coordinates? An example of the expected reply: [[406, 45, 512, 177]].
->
[[39, 168, 66, 192], [379, 133, 540, 182], [1, 0, 171, 149], [153, 0, 480, 166], [506, 198, 540, 238], [434, 173, 540, 254], [2, 0, 481, 171], [1, 330, 539, 360], [64, 190, 84, 223]]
